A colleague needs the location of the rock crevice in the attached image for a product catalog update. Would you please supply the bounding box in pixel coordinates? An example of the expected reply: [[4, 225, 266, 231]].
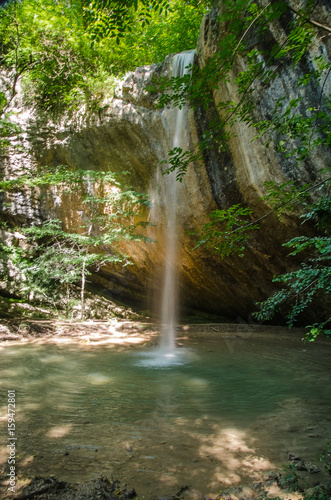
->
[[1, 1, 330, 322]]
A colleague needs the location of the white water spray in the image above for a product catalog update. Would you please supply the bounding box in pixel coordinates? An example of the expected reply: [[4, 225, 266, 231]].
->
[[136, 51, 195, 367], [159, 51, 195, 354], [137, 50, 195, 367]]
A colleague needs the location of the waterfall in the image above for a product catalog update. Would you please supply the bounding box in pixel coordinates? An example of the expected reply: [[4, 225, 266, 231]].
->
[[159, 50, 195, 354], [137, 50, 195, 367]]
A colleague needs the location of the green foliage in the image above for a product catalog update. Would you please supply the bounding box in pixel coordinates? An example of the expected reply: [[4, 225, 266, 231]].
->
[[0, 166, 121, 191], [17, 219, 124, 304], [154, 0, 331, 176], [0, 92, 22, 150], [0, 0, 208, 118], [160, 147, 201, 182], [192, 204, 259, 258], [254, 198, 331, 339], [255, 263, 331, 324], [79, 0, 209, 75], [0, 0, 102, 116], [81, 0, 172, 44], [0, 166, 150, 315], [150, 0, 331, 339], [319, 441, 331, 476], [258, 496, 281, 500], [254, 92, 331, 160], [304, 493, 331, 500], [257, 496, 280, 500], [191, 176, 330, 263], [302, 197, 331, 232], [277, 464, 303, 492], [262, 181, 311, 215], [1, 0, 329, 334]]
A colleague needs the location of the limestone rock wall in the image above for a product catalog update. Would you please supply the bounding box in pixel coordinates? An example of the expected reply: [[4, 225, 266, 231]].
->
[[1, 1, 330, 323], [188, 0, 331, 321]]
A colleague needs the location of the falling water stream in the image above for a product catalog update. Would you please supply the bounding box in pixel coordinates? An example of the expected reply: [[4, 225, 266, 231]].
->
[[142, 50, 196, 367], [2, 50, 331, 500], [160, 50, 194, 354]]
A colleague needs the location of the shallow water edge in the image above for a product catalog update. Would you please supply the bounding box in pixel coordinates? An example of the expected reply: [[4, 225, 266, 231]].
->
[[0, 322, 330, 500]]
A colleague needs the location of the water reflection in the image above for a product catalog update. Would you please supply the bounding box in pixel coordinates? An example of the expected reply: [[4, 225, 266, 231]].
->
[[0, 338, 330, 497], [135, 346, 195, 368]]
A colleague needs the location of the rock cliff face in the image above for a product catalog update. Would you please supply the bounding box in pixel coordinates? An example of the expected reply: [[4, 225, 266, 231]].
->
[[191, 0, 330, 321], [1, 1, 330, 322]]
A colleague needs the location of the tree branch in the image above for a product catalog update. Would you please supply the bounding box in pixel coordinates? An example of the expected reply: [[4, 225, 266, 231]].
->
[[222, 175, 331, 239], [287, 5, 331, 34], [216, 2, 272, 74]]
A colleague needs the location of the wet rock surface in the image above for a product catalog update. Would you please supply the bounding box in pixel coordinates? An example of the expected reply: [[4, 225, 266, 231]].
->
[[1, 329, 330, 500], [8, 477, 136, 500], [1, 1, 330, 322], [4, 471, 331, 500]]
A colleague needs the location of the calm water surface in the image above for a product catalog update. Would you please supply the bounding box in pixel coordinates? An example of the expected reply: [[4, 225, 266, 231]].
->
[[0, 336, 330, 497]]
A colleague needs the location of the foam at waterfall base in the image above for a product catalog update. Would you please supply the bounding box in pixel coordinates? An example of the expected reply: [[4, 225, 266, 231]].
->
[[135, 347, 194, 368]]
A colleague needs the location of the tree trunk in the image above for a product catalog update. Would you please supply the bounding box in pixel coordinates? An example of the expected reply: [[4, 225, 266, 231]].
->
[[80, 224, 92, 321], [81, 258, 86, 321], [66, 283, 70, 319]]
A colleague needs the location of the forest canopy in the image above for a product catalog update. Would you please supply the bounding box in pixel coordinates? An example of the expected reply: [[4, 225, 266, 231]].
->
[[0, 0, 209, 115], [0, 0, 330, 338]]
